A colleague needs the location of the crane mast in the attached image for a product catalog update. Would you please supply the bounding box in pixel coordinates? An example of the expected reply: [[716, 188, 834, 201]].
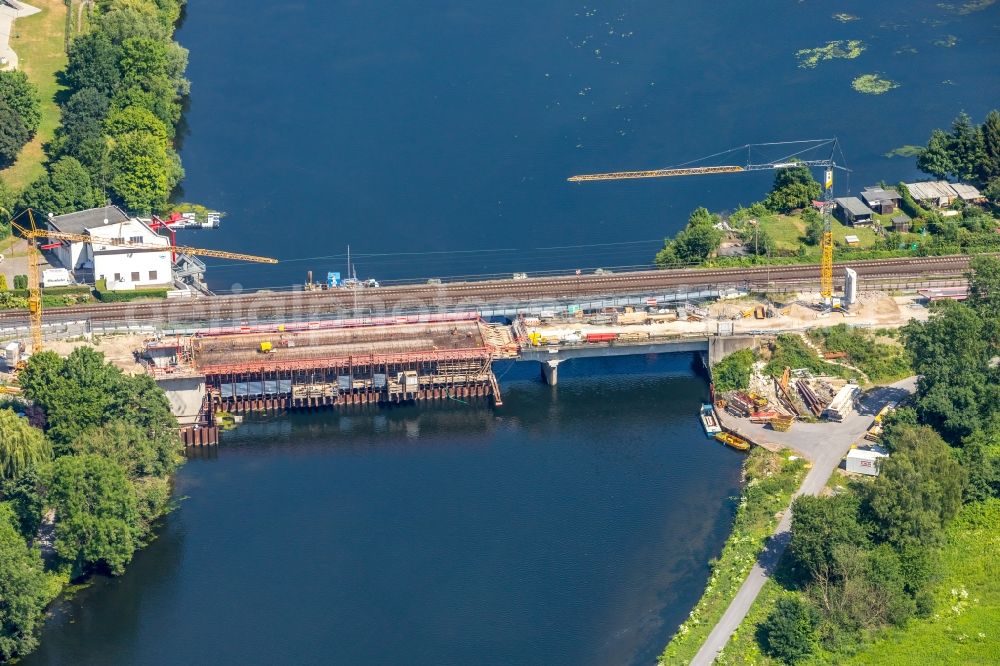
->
[[568, 139, 845, 307], [8, 209, 277, 352]]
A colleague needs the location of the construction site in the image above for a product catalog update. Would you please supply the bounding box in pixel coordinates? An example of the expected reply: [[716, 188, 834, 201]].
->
[[135, 314, 519, 444]]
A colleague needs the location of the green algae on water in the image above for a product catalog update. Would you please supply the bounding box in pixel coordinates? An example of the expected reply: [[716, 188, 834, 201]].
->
[[832, 13, 859, 22], [884, 145, 924, 158], [852, 73, 900, 95], [796, 40, 866, 69], [933, 34, 960, 47]]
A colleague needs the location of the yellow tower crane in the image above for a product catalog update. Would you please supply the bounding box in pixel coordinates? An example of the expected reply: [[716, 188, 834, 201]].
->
[[569, 139, 847, 306], [7, 208, 278, 352]]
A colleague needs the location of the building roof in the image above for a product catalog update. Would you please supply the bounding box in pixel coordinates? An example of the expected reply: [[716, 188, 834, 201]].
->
[[950, 183, 984, 201], [87, 219, 169, 252], [860, 187, 900, 205], [48, 206, 129, 235], [890, 213, 911, 224], [847, 448, 888, 461], [904, 181, 957, 202], [835, 197, 874, 217]]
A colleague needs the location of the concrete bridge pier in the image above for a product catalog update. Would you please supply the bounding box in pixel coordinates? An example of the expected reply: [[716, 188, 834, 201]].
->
[[540, 359, 562, 386]]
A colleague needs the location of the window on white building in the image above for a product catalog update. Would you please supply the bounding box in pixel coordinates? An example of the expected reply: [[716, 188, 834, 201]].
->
[[129, 236, 143, 244], [149, 270, 158, 281], [114, 273, 121, 282], [131, 271, 140, 282]]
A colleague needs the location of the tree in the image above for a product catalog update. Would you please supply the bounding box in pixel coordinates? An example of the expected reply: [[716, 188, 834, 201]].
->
[[967, 256, 1000, 324], [65, 32, 122, 95], [0, 409, 50, 482], [0, 100, 30, 167], [917, 128, 955, 180], [760, 596, 819, 664], [0, 70, 41, 136], [0, 174, 13, 216], [48, 454, 139, 576], [960, 426, 1000, 502], [802, 207, 824, 246], [864, 425, 965, 550], [902, 302, 996, 442], [97, 4, 169, 44], [982, 109, 1000, 183], [789, 494, 868, 582], [949, 112, 987, 184], [108, 130, 172, 213], [0, 503, 48, 661], [1, 465, 46, 541], [765, 165, 821, 213], [70, 419, 180, 480], [0, 275, 7, 291], [104, 105, 169, 142], [17, 348, 122, 450], [17, 157, 101, 216]]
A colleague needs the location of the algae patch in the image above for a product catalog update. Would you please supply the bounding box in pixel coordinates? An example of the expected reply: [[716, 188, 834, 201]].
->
[[852, 73, 900, 95], [832, 13, 859, 23], [933, 34, 960, 47], [796, 40, 866, 68], [884, 145, 924, 159]]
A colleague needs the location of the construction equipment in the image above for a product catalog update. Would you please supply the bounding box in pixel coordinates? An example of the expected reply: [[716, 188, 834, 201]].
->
[[569, 139, 848, 307], [259, 341, 274, 354], [7, 208, 278, 353]]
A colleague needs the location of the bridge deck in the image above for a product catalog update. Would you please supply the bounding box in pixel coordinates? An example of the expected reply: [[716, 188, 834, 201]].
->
[[192, 320, 487, 372]]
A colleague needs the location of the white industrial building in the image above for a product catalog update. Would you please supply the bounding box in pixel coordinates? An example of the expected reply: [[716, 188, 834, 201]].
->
[[845, 448, 888, 476], [47, 206, 173, 291]]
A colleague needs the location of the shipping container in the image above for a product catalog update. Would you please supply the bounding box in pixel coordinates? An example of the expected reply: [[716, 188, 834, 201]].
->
[[585, 332, 617, 343]]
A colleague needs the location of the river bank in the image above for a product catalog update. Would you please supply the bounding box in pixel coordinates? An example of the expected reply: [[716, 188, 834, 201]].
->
[[659, 448, 807, 664]]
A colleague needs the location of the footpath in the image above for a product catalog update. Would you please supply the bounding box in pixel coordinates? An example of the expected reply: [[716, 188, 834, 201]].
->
[[0, 1, 40, 71], [690, 377, 916, 665]]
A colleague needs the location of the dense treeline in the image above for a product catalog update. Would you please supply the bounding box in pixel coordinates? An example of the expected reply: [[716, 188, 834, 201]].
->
[[0, 348, 182, 661], [918, 109, 1000, 202], [0, 70, 42, 170], [11, 0, 189, 216], [755, 256, 1000, 664]]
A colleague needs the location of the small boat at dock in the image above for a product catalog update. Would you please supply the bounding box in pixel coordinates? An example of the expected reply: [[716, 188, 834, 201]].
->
[[700, 403, 722, 435], [715, 431, 751, 452]]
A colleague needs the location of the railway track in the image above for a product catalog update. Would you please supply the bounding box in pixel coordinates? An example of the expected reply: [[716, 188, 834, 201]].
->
[[0, 255, 973, 326]]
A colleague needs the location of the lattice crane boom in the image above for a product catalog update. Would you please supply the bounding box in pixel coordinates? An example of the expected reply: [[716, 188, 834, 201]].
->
[[7, 209, 277, 353], [568, 139, 845, 306]]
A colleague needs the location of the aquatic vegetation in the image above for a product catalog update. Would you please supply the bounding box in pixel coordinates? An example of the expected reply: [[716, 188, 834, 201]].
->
[[933, 34, 960, 47], [940, 0, 998, 14], [884, 145, 924, 159], [852, 73, 901, 95], [895, 44, 919, 55], [832, 13, 859, 22], [796, 40, 866, 68]]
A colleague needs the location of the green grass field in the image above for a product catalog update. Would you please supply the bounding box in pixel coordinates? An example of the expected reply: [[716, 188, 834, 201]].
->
[[715, 499, 1000, 665], [0, 0, 68, 192]]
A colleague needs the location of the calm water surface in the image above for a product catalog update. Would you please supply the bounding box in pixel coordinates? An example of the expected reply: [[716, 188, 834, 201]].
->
[[25, 357, 743, 666], [167, 0, 999, 290]]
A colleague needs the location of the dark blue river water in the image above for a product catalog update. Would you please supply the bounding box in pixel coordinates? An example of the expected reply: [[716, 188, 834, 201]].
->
[[168, 0, 999, 291], [24, 357, 743, 666]]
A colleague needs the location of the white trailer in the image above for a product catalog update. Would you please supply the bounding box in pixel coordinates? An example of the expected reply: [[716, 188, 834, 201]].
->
[[846, 448, 887, 476]]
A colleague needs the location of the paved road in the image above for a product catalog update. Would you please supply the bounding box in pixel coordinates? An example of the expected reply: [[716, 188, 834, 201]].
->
[[690, 378, 916, 665]]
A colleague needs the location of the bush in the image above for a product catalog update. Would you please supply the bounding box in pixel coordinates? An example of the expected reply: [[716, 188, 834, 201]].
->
[[712, 348, 755, 392], [760, 596, 819, 663], [95, 286, 169, 302], [810, 324, 912, 382]]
